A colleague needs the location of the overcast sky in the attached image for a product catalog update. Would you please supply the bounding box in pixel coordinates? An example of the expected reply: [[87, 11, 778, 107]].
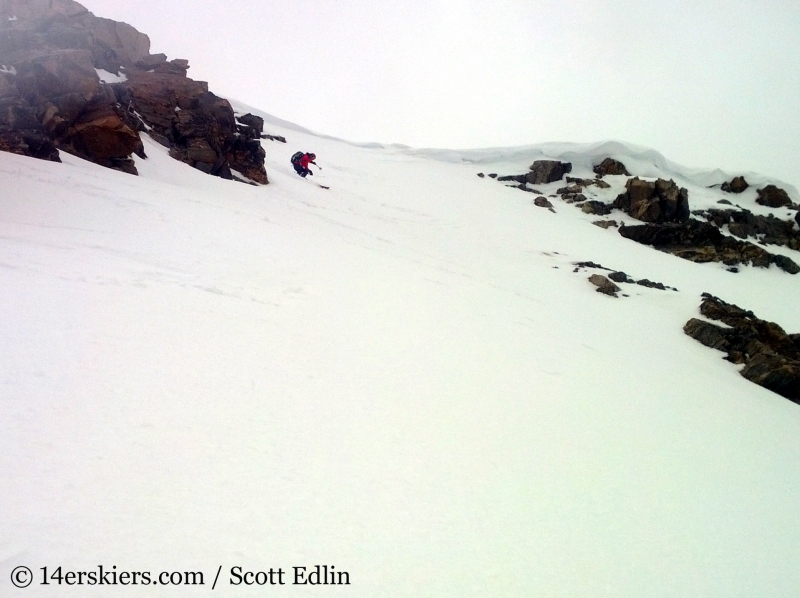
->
[[80, 0, 800, 189]]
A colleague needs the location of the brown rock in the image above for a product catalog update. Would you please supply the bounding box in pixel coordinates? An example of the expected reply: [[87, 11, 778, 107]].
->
[[527, 160, 572, 184], [588, 274, 621, 297], [0, 0, 267, 182], [186, 138, 216, 164], [14, 49, 99, 104], [685, 294, 800, 402], [593, 157, 630, 177], [756, 185, 791, 208], [592, 220, 618, 229], [581, 201, 612, 216], [613, 177, 689, 223], [721, 176, 749, 193], [0, 73, 60, 161], [236, 113, 264, 139], [80, 14, 150, 71]]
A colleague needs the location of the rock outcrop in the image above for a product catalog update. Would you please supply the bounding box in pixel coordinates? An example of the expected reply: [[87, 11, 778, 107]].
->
[[593, 157, 630, 177], [0, 0, 268, 183], [721, 176, 749, 193], [588, 274, 620, 297], [619, 219, 800, 274], [527, 160, 572, 184], [684, 293, 800, 403], [697, 208, 800, 251], [613, 177, 690, 223], [756, 185, 791, 208], [0, 72, 60, 160]]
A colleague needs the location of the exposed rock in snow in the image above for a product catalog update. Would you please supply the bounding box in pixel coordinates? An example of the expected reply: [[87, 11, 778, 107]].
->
[[619, 219, 800, 274], [588, 273, 621, 296], [527, 159, 572, 184], [756, 184, 792, 208], [593, 157, 630, 177], [696, 208, 800, 250], [685, 293, 800, 402], [721, 175, 749, 193], [613, 177, 690, 223]]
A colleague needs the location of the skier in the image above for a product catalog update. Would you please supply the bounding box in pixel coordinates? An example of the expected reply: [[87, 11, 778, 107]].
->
[[290, 151, 318, 178]]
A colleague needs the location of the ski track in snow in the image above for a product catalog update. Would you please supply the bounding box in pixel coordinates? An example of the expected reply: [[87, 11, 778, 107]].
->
[[1, 106, 800, 597]]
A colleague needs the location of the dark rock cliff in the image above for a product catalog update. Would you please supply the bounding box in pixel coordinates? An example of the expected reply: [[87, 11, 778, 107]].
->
[[0, 0, 267, 183]]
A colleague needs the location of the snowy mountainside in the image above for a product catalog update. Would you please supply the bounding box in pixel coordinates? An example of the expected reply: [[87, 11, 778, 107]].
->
[[2, 109, 800, 597]]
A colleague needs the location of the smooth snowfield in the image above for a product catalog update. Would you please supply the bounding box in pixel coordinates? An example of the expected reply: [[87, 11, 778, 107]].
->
[[2, 118, 800, 597]]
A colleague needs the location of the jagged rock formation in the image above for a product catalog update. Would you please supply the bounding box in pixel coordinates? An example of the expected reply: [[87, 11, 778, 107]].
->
[[593, 157, 630, 177], [0, 0, 267, 182], [613, 177, 690, 223], [619, 219, 800, 274], [696, 208, 800, 250], [684, 293, 800, 403], [721, 176, 749, 193]]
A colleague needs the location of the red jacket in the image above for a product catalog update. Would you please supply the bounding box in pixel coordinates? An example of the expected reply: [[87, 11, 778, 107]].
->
[[299, 154, 315, 169]]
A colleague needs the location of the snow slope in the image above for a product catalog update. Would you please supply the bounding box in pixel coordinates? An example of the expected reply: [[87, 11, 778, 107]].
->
[[2, 111, 800, 597]]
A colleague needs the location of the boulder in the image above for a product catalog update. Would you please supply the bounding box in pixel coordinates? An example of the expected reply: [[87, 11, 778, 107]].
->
[[684, 293, 800, 402], [773, 255, 800, 275], [608, 271, 632, 283], [592, 220, 618, 229], [593, 157, 630, 177], [588, 274, 620, 297], [721, 176, 749, 193], [533, 196, 554, 209], [527, 160, 572, 184], [236, 113, 264, 140], [557, 184, 583, 195], [756, 185, 792, 208], [613, 177, 689, 223], [581, 201, 612, 216], [60, 103, 143, 173]]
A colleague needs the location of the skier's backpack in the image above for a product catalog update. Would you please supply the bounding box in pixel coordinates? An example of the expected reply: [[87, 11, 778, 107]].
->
[[290, 151, 304, 165]]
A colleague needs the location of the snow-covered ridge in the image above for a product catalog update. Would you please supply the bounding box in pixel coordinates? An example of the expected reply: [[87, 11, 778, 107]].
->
[[230, 99, 799, 202]]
